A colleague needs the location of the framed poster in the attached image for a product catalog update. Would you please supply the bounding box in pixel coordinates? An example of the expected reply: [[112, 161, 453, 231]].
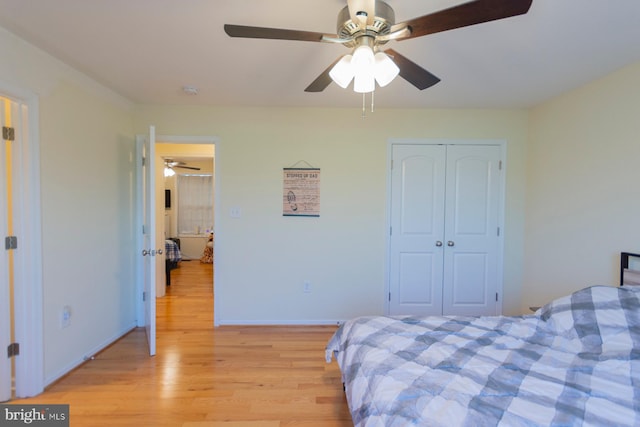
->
[[283, 168, 320, 217]]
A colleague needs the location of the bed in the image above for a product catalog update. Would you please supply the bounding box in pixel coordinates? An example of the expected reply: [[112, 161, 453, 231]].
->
[[326, 285, 640, 426], [165, 238, 182, 286]]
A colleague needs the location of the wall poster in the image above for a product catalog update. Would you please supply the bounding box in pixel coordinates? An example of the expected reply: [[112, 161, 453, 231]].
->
[[283, 168, 320, 217]]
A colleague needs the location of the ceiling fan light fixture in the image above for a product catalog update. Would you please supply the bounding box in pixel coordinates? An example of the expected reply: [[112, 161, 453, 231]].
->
[[353, 69, 375, 93], [351, 44, 375, 74], [329, 43, 378, 93], [373, 52, 399, 87], [164, 167, 176, 177], [329, 54, 355, 88]]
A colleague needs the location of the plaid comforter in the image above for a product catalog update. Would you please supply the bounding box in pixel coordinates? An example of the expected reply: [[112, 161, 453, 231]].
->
[[165, 239, 182, 262], [326, 286, 640, 426]]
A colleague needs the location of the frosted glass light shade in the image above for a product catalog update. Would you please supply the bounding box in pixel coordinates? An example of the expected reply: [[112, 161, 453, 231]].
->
[[329, 54, 355, 88], [352, 45, 375, 74], [354, 70, 375, 93], [374, 52, 400, 87], [328, 45, 399, 93], [164, 167, 175, 177], [352, 45, 376, 93]]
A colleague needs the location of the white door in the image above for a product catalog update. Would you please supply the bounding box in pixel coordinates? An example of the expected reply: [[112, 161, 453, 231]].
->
[[141, 126, 157, 356], [389, 145, 446, 316], [442, 145, 501, 316], [0, 99, 11, 401], [389, 143, 502, 316]]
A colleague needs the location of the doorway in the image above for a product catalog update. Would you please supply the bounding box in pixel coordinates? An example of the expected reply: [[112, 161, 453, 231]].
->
[[0, 88, 44, 399], [154, 137, 217, 334]]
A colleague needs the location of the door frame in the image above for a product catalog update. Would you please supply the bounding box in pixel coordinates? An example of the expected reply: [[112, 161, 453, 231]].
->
[[0, 82, 44, 398], [135, 134, 220, 331], [385, 138, 507, 316]]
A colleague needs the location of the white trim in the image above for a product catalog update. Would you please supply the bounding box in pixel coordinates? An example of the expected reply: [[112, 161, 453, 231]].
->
[[385, 138, 506, 316], [157, 135, 218, 145], [0, 96, 10, 402], [134, 137, 145, 327], [388, 138, 506, 147], [0, 82, 44, 397]]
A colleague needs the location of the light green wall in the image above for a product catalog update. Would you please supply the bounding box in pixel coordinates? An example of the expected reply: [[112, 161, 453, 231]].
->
[[0, 26, 136, 383], [525, 61, 640, 309], [133, 106, 529, 322], [40, 81, 136, 380]]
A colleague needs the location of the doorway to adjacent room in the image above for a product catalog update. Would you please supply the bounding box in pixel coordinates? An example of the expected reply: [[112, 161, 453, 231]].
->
[[0, 89, 44, 400], [154, 137, 217, 347]]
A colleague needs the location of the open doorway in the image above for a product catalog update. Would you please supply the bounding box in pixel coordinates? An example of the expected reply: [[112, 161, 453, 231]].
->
[[1, 95, 15, 401], [0, 88, 44, 399], [155, 139, 216, 331]]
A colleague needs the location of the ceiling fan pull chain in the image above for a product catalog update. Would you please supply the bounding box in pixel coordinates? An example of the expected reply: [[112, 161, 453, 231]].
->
[[371, 90, 375, 113], [362, 92, 366, 118]]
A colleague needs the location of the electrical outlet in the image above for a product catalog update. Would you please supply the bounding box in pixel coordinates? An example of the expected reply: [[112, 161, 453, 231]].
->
[[303, 281, 312, 293], [61, 305, 71, 328]]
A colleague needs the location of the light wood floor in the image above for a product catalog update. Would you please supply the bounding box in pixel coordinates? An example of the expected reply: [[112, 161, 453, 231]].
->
[[13, 261, 351, 426]]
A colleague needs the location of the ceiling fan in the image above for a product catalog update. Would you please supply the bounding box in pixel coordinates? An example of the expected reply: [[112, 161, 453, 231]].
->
[[164, 159, 201, 174], [224, 0, 533, 93]]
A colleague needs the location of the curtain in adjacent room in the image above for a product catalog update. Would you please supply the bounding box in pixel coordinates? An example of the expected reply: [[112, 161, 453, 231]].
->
[[177, 174, 213, 235]]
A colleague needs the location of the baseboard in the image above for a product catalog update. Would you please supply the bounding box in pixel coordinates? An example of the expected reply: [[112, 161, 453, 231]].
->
[[44, 322, 137, 386], [216, 319, 344, 326]]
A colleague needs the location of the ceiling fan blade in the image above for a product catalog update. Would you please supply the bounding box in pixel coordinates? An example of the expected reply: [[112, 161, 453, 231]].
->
[[347, 0, 376, 26], [175, 166, 201, 171], [385, 49, 440, 90], [304, 56, 344, 93], [392, 0, 533, 41], [224, 24, 337, 43]]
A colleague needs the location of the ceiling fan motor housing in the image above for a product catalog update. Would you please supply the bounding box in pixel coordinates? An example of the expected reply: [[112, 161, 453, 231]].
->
[[337, 1, 395, 48]]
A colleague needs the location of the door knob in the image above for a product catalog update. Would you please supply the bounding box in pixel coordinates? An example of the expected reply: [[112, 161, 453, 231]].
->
[[435, 241, 443, 247], [157, 249, 163, 255], [142, 249, 149, 256], [447, 241, 455, 247]]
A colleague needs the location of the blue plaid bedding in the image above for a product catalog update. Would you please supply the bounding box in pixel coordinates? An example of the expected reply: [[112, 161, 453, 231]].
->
[[165, 239, 182, 262], [326, 286, 640, 426]]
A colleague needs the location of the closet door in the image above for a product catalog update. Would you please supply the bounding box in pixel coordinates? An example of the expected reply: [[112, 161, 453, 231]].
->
[[389, 145, 446, 316], [442, 145, 501, 316]]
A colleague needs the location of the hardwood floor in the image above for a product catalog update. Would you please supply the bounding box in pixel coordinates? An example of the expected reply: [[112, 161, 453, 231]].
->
[[13, 261, 351, 426]]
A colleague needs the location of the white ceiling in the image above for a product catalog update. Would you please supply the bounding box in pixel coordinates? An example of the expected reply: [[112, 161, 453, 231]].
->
[[0, 0, 639, 109]]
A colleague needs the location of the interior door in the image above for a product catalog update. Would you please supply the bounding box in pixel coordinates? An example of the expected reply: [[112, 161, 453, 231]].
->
[[389, 144, 446, 316], [0, 98, 11, 401], [442, 145, 501, 316], [142, 126, 157, 356]]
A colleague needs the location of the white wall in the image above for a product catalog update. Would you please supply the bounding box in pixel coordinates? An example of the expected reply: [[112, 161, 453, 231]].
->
[[524, 61, 640, 310], [0, 26, 137, 383], [133, 106, 529, 322]]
